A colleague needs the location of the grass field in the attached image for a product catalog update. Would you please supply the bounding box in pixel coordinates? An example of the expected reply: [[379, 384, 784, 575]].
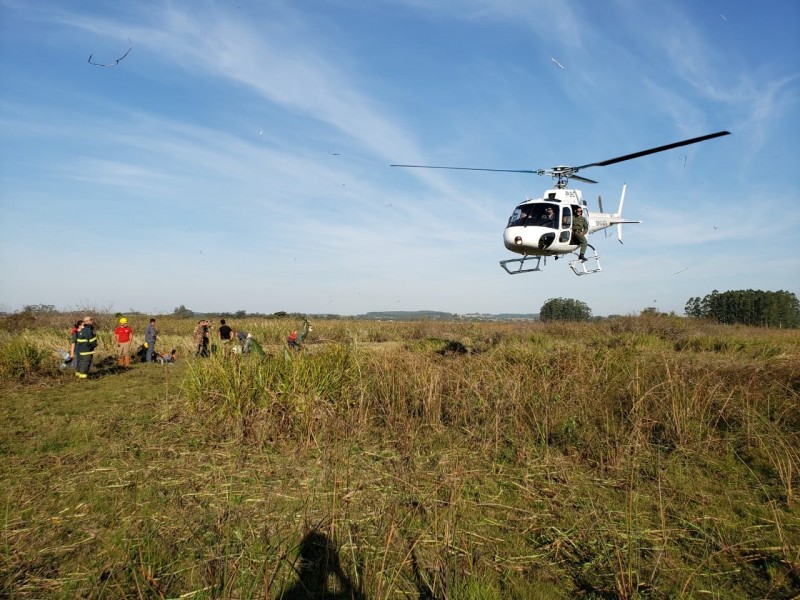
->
[[1, 315, 799, 599]]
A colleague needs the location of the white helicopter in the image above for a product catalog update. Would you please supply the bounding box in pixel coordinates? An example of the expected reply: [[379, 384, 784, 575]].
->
[[392, 131, 730, 276]]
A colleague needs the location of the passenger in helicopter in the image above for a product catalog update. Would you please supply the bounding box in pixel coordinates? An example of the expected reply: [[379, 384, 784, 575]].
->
[[539, 206, 557, 228]]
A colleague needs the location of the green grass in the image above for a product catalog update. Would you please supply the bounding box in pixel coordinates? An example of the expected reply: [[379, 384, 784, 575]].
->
[[1, 317, 799, 598]]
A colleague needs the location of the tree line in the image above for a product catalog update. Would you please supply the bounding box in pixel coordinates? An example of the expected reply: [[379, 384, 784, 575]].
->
[[685, 289, 799, 328]]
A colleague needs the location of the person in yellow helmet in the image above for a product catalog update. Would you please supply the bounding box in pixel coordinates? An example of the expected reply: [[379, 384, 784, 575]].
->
[[113, 317, 134, 367]]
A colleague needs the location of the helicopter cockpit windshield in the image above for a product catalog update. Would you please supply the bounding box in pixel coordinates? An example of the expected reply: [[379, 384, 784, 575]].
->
[[507, 203, 559, 229]]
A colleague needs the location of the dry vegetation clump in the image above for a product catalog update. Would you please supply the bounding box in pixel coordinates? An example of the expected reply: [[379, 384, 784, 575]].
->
[[0, 333, 60, 382], [1, 317, 798, 598]]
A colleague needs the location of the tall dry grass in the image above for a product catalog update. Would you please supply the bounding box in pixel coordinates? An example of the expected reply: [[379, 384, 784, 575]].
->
[[2, 315, 798, 597], [183, 321, 798, 469], [176, 318, 799, 595]]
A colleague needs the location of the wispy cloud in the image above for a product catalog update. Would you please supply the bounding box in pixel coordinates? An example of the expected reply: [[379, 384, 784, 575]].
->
[[610, 1, 799, 150], [384, 0, 583, 47], [1, 1, 797, 314], [57, 8, 420, 167]]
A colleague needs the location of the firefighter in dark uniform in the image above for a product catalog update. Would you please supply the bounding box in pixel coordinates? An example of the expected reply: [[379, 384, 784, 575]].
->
[[74, 316, 98, 379], [572, 206, 589, 262]]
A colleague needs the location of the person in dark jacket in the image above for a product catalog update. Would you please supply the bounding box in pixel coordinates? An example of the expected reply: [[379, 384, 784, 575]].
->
[[218, 319, 235, 355], [74, 316, 98, 379], [193, 319, 210, 357], [144, 318, 158, 362]]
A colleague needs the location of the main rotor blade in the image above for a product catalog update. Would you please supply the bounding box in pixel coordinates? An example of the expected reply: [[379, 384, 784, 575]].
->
[[391, 164, 539, 174], [570, 174, 598, 184], [575, 131, 730, 171]]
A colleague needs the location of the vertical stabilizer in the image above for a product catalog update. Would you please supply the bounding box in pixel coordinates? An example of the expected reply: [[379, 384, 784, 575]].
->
[[616, 184, 627, 244]]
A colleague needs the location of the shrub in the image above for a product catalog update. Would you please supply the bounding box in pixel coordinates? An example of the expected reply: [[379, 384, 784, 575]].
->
[[0, 337, 58, 381]]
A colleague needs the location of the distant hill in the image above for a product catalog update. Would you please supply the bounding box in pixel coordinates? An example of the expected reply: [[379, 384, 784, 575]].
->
[[355, 311, 538, 321]]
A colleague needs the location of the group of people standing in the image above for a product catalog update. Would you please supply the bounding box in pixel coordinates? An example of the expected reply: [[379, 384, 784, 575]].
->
[[67, 315, 286, 379], [192, 319, 264, 357], [68, 316, 169, 379]]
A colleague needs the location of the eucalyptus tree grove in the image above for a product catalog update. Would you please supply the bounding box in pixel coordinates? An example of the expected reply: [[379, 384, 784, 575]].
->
[[685, 290, 799, 327]]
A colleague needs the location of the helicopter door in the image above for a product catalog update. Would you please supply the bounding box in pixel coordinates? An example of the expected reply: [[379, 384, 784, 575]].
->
[[558, 207, 572, 243]]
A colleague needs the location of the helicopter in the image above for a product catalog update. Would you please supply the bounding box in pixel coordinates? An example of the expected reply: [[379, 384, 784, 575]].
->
[[392, 131, 730, 275]]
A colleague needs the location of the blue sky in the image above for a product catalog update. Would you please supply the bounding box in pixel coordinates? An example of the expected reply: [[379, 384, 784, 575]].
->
[[1, 0, 798, 317]]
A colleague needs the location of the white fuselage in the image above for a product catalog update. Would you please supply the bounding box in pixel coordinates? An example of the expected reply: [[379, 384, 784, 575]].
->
[[503, 188, 623, 257]]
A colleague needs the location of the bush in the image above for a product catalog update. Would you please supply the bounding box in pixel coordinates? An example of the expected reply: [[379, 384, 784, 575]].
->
[[0, 337, 57, 381], [540, 297, 592, 322]]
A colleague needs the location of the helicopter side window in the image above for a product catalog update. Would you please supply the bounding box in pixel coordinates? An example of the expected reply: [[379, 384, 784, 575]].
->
[[558, 207, 572, 242], [561, 207, 572, 229]]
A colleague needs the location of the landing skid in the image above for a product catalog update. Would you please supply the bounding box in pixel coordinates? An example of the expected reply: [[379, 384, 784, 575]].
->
[[499, 255, 547, 274], [569, 250, 602, 276], [500, 247, 603, 276]]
